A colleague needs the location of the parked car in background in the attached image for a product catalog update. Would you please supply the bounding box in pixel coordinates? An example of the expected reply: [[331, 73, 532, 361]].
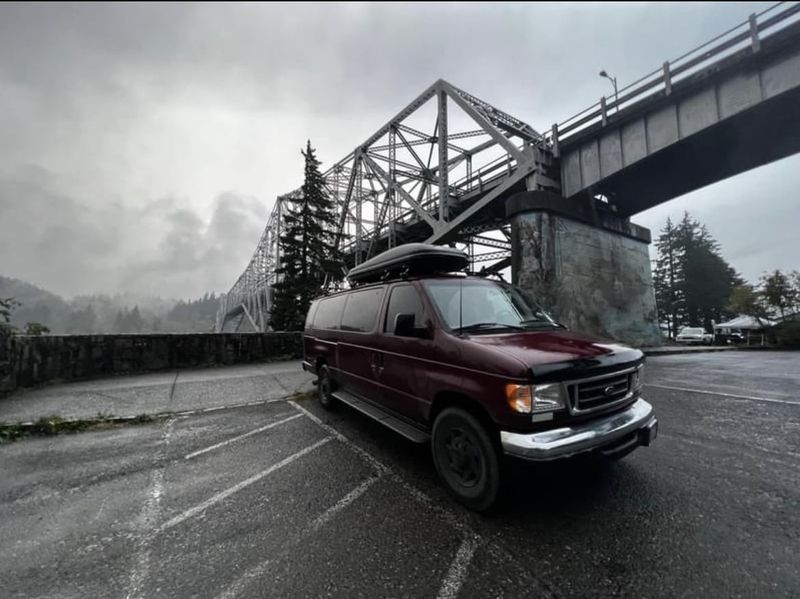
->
[[714, 330, 745, 345], [676, 326, 712, 345], [303, 244, 658, 511]]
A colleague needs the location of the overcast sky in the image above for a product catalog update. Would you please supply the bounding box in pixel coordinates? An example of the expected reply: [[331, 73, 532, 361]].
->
[[1, 1, 797, 299]]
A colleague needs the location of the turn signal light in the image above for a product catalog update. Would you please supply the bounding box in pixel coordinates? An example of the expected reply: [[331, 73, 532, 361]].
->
[[505, 384, 533, 414]]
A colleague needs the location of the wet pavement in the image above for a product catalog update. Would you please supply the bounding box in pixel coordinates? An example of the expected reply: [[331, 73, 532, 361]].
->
[[1, 351, 798, 598], [0, 361, 314, 423]]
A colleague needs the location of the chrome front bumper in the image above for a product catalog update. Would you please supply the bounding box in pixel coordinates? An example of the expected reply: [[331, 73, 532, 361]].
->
[[500, 398, 657, 461]]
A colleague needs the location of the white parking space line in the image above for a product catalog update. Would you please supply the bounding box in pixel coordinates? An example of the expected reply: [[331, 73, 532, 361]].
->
[[437, 535, 480, 599], [646, 383, 798, 406], [289, 401, 475, 536], [288, 401, 482, 540], [308, 474, 381, 532], [175, 397, 290, 417], [288, 400, 390, 475], [125, 417, 175, 599], [159, 436, 333, 533], [216, 474, 383, 599], [184, 413, 302, 460], [288, 400, 552, 597]]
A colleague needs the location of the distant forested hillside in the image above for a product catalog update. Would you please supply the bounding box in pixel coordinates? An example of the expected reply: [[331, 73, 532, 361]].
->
[[0, 275, 220, 334]]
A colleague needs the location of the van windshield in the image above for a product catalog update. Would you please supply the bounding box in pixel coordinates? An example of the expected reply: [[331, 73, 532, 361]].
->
[[423, 279, 559, 333]]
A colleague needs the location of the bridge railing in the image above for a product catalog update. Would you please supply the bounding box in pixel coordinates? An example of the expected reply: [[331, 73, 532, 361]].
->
[[548, 1, 800, 151]]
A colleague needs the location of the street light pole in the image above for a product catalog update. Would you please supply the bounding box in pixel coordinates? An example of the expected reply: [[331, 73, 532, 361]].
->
[[599, 70, 619, 113]]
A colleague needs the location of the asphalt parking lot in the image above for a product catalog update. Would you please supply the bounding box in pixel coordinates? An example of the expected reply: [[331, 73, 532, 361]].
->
[[1, 351, 798, 598]]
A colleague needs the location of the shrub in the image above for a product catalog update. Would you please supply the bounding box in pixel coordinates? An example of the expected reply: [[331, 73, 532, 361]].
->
[[767, 321, 800, 349]]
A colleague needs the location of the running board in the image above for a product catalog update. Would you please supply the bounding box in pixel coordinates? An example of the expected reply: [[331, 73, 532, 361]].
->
[[331, 390, 430, 444]]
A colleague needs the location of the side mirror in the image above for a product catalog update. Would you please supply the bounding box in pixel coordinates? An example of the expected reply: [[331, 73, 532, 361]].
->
[[394, 313, 416, 337], [394, 313, 428, 338]]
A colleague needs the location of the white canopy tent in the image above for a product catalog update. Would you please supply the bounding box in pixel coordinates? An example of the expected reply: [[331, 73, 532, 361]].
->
[[713, 314, 776, 346], [713, 315, 776, 331]]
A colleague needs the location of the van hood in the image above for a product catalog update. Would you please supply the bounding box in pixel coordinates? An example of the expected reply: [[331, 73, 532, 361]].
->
[[466, 329, 643, 381]]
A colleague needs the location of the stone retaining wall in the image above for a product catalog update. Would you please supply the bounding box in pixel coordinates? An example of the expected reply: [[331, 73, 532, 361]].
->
[[0, 332, 303, 394]]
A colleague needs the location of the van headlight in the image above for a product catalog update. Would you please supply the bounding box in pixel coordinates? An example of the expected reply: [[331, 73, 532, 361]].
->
[[506, 383, 566, 414]]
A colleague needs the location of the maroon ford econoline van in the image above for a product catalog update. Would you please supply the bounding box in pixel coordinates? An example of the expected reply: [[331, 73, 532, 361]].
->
[[302, 243, 658, 511]]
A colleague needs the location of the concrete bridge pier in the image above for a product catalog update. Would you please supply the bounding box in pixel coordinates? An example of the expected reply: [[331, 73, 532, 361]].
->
[[507, 191, 661, 347]]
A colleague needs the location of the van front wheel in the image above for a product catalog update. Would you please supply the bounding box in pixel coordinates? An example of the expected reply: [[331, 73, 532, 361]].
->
[[432, 408, 500, 512]]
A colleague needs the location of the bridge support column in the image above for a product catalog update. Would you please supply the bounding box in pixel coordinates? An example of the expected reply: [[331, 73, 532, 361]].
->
[[507, 191, 661, 347]]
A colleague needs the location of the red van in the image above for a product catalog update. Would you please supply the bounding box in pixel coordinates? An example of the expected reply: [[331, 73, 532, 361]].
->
[[302, 243, 658, 511]]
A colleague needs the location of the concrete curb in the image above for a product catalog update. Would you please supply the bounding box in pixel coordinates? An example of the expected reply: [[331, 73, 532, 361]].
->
[[6, 395, 308, 429], [5, 414, 162, 430]]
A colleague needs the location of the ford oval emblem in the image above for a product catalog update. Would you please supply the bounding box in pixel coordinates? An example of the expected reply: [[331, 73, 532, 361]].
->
[[604, 385, 618, 396]]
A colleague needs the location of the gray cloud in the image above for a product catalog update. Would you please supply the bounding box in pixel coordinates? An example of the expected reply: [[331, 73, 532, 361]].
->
[[0, 1, 796, 298], [119, 192, 266, 298], [0, 165, 123, 295], [0, 165, 265, 298]]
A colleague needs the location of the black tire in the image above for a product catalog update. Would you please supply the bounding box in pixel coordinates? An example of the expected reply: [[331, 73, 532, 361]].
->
[[317, 365, 338, 411], [431, 407, 500, 512]]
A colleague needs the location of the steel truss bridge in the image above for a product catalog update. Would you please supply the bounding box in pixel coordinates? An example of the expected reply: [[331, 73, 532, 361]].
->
[[217, 2, 800, 332], [216, 79, 561, 331]]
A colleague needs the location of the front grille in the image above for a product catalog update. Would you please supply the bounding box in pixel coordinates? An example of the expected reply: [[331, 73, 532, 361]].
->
[[568, 369, 634, 414]]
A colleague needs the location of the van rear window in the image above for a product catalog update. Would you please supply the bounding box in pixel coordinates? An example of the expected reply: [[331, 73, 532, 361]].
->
[[341, 287, 385, 332], [313, 295, 347, 330]]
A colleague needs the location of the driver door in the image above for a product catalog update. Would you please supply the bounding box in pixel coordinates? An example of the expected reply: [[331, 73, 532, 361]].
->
[[373, 283, 433, 420]]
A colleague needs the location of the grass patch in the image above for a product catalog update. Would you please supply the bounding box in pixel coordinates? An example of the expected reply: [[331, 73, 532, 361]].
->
[[130, 413, 160, 424], [0, 425, 24, 443], [286, 389, 316, 402], [0, 412, 170, 444]]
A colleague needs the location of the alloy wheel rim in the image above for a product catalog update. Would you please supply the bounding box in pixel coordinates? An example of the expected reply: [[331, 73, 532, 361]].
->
[[442, 427, 482, 488]]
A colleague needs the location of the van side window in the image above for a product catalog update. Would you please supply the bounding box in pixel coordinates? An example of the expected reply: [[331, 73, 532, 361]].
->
[[341, 287, 385, 332], [384, 285, 425, 334], [304, 301, 319, 331], [313, 295, 347, 330]]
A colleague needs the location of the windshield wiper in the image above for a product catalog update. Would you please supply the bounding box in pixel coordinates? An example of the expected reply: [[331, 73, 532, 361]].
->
[[456, 322, 524, 333], [519, 319, 566, 329]]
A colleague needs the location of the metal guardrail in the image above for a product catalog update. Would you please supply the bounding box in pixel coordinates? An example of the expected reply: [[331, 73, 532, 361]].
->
[[547, 1, 800, 151]]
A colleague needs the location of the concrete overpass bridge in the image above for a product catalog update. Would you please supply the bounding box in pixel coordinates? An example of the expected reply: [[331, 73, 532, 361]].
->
[[218, 3, 800, 343]]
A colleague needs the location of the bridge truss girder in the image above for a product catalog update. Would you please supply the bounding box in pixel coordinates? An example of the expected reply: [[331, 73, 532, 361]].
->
[[218, 79, 559, 332]]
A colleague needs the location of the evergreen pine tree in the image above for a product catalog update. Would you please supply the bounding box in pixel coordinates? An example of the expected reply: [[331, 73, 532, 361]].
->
[[790, 271, 800, 314], [270, 141, 343, 330], [0, 297, 19, 336], [128, 306, 144, 332], [653, 217, 685, 339], [113, 309, 125, 333], [653, 212, 741, 335]]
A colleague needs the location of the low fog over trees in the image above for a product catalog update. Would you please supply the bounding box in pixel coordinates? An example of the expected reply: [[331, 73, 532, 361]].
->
[[0, 275, 220, 334]]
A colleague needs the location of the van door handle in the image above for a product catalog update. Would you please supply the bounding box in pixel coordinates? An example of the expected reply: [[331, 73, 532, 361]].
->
[[371, 353, 384, 376]]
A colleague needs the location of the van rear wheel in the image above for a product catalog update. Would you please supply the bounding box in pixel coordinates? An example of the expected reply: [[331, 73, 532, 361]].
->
[[317, 365, 338, 411], [432, 408, 500, 512]]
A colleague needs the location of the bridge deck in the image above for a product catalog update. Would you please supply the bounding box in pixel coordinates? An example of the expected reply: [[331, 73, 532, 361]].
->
[[559, 12, 800, 215]]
